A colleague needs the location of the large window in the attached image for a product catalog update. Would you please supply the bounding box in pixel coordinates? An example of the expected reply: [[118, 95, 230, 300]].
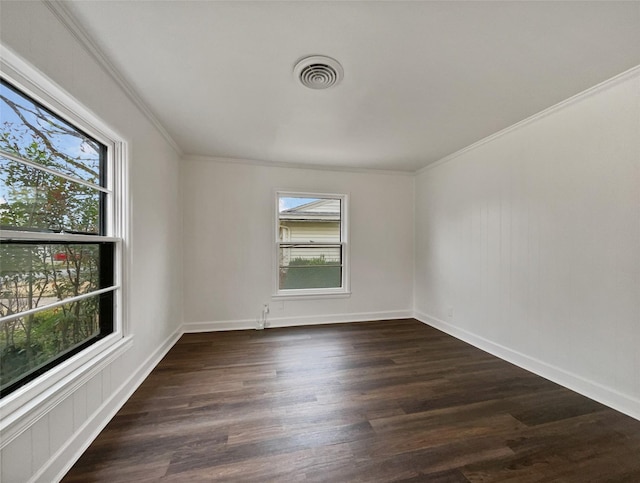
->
[[0, 77, 120, 397], [275, 192, 349, 296]]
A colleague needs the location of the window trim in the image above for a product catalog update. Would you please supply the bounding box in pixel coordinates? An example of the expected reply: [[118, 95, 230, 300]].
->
[[0, 45, 130, 428], [273, 190, 350, 298]]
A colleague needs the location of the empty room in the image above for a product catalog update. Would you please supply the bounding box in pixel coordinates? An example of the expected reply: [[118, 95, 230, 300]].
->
[[1, 1, 639, 481]]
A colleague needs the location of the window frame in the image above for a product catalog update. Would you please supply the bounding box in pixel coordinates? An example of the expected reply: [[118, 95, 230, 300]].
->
[[273, 190, 350, 298], [0, 46, 129, 425]]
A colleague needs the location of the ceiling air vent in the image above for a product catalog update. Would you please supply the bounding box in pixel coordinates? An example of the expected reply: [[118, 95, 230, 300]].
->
[[294, 56, 343, 90]]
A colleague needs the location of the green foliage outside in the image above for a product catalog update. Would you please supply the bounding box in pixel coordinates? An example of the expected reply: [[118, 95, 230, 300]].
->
[[0, 300, 99, 388], [280, 256, 342, 289], [1, 82, 103, 392]]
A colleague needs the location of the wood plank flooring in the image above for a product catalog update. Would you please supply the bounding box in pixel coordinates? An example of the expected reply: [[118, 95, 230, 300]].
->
[[63, 319, 640, 482]]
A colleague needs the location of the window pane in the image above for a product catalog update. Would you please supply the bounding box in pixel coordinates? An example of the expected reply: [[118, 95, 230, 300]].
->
[[0, 157, 102, 234], [280, 266, 342, 290], [279, 246, 342, 289], [0, 243, 105, 316], [0, 80, 102, 185], [0, 295, 108, 392], [278, 196, 341, 243], [0, 78, 115, 399]]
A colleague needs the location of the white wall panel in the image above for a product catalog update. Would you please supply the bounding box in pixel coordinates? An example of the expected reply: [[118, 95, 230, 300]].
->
[[84, 374, 102, 420], [108, 355, 125, 398], [415, 69, 640, 417], [100, 367, 112, 404], [2, 428, 31, 483], [72, 386, 87, 432], [30, 417, 49, 475], [48, 398, 74, 460]]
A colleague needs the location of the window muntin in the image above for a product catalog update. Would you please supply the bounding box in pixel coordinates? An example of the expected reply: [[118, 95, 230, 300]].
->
[[276, 193, 348, 295], [0, 79, 117, 397]]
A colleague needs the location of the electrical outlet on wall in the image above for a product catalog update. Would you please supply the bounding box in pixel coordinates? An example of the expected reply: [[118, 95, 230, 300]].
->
[[447, 306, 454, 319]]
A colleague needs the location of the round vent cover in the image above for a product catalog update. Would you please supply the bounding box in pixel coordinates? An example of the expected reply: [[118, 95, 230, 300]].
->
[[294, 55, 343, 90]]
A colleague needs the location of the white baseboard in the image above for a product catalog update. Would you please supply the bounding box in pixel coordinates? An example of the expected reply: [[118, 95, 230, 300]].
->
[[34, 325, 183, 483], [183, 310, 413, 333], [414, 310, 640, 422]]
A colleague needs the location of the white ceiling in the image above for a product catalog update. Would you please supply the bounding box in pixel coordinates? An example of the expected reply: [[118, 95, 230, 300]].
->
[[62, 1, 640, 172]]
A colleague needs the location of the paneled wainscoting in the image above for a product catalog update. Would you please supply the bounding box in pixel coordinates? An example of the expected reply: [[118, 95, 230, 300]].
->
[[63, 319, 640, 482]]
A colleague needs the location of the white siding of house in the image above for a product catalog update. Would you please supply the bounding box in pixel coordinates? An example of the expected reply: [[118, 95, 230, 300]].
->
[[280, 222, 341, 264], [285, 222, 340, 243], [294, 199, 340, 214]]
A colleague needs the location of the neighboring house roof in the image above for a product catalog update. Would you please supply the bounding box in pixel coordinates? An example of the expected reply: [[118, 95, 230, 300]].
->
[[280, 199, 340, 221]]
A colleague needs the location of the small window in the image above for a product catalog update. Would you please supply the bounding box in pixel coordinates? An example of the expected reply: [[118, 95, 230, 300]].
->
[[275, 192, 349, 296], [0, 78, 120, 397]]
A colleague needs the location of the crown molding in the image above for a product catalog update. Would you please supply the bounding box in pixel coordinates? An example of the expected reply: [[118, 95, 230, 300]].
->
[[182, 154, 416, 176], [44, 0, 183, 156], [416, 64, 640, 175]]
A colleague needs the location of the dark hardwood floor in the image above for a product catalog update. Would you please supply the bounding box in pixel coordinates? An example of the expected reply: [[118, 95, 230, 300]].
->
[[64, 319, 640, 482]]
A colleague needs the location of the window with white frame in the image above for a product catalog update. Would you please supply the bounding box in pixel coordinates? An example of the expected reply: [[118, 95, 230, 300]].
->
[[275, 192, 349, 296], [0, 75, 123, 398]]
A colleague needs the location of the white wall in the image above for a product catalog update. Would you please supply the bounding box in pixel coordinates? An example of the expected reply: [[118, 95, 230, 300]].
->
[[0, 2, 183, 482], [182, 159, 414, 330], [414, 69, 640, 418]]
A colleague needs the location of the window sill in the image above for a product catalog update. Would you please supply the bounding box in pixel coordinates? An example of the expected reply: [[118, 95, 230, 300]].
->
[[272, 291, 352, 301], [0, 334, 133, 449]]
